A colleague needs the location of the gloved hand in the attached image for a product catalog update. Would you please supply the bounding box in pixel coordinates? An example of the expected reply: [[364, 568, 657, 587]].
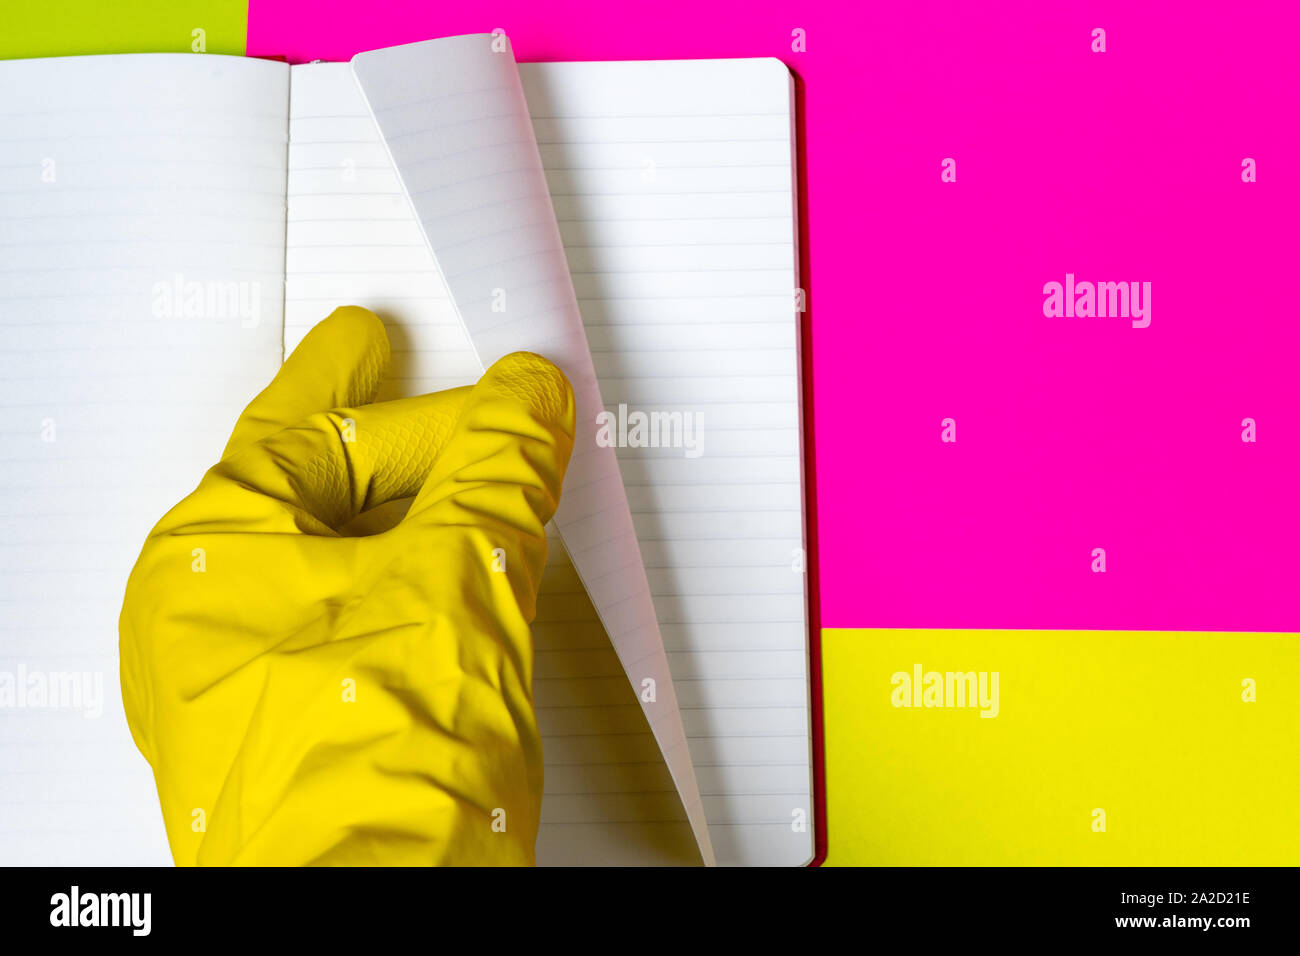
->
[[119, 306, 575, 866]]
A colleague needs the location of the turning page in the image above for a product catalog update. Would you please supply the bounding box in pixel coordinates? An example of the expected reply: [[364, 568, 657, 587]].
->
[[349, 36, 715, 864], [519, 59, 810, 866], [0, 53, 291, 864]]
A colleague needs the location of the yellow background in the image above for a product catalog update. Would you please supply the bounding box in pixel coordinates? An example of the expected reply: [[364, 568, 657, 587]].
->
[[822, 628, 1300, 865]]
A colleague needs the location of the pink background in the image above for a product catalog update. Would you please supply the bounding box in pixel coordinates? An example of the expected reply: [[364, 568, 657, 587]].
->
[[250, 1, 1300, 632]]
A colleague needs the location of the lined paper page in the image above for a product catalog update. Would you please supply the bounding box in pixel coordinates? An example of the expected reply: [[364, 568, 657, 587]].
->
[[350, 36, 714, 864], [0, 53, 290, 864], [518, 58, 811, 867], [285, 62, 700, 865]]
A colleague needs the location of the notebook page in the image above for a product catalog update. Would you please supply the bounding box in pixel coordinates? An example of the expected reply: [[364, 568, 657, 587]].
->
[[518, 59, 812, 867], [349, 36, 714, 865], [286, 62, 700, 866], [0, 53, 290, 864]]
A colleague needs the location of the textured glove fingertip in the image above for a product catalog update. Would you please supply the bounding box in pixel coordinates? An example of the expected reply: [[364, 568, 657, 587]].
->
[[479, 352, 576, 441]]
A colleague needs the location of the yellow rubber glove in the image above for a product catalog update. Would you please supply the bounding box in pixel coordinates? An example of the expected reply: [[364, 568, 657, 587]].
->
[[119, 306, 575, 866]]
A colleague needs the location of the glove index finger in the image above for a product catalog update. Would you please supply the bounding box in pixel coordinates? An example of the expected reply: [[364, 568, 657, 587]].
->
[[402, 352, 576, 581], [222, 306, 390, 460]]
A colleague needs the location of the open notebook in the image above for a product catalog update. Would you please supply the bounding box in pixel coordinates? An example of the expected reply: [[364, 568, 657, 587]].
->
[[0, 34, 810, 866]]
